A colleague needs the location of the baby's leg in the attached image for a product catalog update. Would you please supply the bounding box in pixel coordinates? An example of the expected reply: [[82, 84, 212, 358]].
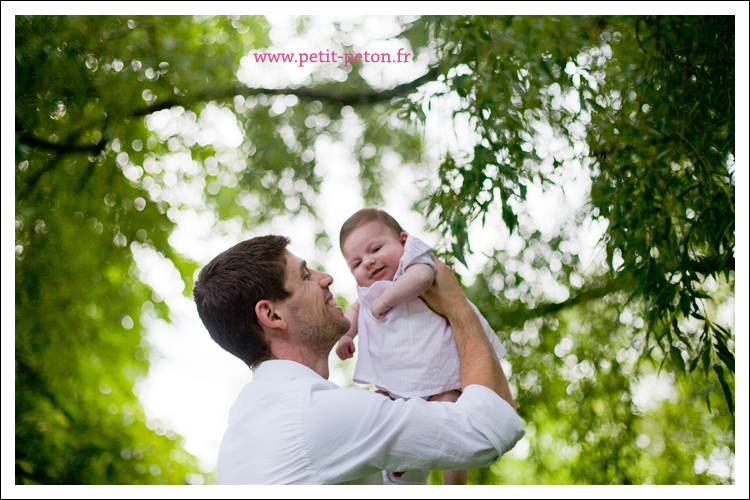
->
[[442, 468, 468, 485], [427, 390, 467, 485], [427, 389, 461, 402], [375, 389, 396, 400]]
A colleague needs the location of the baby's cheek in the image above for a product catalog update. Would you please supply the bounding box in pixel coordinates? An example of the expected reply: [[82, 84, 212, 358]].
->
[[354, 273, 368, 287], [393, 249, 405, 267]]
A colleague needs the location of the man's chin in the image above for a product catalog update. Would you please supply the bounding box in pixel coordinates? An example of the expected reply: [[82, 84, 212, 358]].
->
[[322, 319, 350, 358], [337, 316, 352, 336]]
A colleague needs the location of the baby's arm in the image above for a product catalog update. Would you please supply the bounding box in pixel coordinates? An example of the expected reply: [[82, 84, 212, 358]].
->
[[336, 301, 360, 360], [370, 263, 435, 319]]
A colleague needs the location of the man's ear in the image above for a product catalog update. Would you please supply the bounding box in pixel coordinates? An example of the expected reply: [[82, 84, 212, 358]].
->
[[255, 300, 287, 331], [400, 231, 409, 246]]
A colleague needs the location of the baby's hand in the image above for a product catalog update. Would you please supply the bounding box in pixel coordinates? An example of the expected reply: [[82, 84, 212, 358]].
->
[[370, 298, 390, 319], [336, 336, 356, 360]]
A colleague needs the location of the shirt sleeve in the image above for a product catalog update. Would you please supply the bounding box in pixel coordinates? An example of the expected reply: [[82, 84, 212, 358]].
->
[[302, 382, 525, 484]]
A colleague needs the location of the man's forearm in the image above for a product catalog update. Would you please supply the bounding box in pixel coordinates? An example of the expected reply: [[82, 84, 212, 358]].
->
[[446, 302, 515, 409], [420, 255, 516, 410]]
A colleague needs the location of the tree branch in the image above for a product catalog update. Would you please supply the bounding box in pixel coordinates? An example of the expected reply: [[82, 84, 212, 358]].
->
[[17, 133, 106, 155], [16, 132, 107, 200], [130, 65, 441, 118], [16, 358, 76, 425], [476, 276, 634, 329], [17, 65, 442, 199]]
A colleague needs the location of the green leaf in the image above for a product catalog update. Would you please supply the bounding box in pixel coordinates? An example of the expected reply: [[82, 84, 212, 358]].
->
[[699, 384, 714, 413], [679, 293, 691, 318], [452, 241, 468, 267], [688, 350, 702, 373], [671, 319, 692, 353], [711, 323, 731, 339], [713, 365, 734, 417], [715, 350, 735, 374], [702, 345, 711, 377], [670, 345, 685, 372], [16, 460, 35, 475], [657, 347, 668, 377], [699, 384, 714, 397]]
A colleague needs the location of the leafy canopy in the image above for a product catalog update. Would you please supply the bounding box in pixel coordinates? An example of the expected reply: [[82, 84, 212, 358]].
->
[[15, 15, 734, 484]]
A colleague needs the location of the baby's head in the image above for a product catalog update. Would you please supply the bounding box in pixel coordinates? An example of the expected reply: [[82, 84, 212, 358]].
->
[[340, 208, 408, 287]]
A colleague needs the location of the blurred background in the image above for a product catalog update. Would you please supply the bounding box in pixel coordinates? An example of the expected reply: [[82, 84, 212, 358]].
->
[[12, 11, 740, 485]]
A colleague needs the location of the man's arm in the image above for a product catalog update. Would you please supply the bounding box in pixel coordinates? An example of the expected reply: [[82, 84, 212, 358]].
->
[[308, 256, 523, 483], [420, 255, 516, 409], [306, 381, 524, 483], [370, 263, 434, 319]]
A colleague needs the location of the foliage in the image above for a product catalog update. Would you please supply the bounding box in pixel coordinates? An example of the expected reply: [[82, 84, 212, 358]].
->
[[454, 253, 734, 484], [15, 14, 734, 484], [403, 15, 735, 415], [15, 14, 426, 485], [14, 14, 272, 484]]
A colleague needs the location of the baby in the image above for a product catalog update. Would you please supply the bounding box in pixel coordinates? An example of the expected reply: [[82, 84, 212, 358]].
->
[[336, 207, 508, 485]]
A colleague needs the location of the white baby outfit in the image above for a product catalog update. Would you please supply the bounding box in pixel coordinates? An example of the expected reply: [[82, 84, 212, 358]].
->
[[353, 236, 507, 399]]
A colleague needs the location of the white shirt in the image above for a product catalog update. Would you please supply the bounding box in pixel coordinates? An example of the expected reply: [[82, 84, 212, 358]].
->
[[354, 236, 507, 399], [218, 360, 525, 485]]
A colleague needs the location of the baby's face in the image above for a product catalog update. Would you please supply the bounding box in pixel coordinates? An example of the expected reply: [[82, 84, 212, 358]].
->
[[341, 221, 407, 288]]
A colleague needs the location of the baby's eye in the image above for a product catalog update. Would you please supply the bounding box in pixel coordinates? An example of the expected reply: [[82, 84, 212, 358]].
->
[[352, 262, 360, 269], [373, 246, 381, 253]]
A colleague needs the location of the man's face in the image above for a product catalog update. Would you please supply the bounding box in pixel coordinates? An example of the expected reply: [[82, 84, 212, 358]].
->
[[280, 251, 350, 356]]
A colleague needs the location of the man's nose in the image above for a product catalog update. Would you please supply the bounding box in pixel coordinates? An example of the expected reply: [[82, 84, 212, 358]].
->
[[311, 269, 333, 288]]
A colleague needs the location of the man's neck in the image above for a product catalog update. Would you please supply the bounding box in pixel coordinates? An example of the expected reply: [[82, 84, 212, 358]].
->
[[295, 352, 330, 380], [269, 345, 330, 380], [304, 357, 330, 380]]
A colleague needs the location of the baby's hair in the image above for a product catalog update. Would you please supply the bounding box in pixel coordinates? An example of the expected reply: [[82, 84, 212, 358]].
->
[[339, 208, 404, 250]]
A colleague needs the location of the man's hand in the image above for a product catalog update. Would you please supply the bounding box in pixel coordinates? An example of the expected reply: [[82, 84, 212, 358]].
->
[[420, 254, 516, 410], [336, 336, 356, 360], [370, 297, 391, 320], [419, 254, 471, 321]]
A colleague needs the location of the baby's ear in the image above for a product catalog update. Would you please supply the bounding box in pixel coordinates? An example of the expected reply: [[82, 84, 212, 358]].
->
[[400, 232, 409, 246]]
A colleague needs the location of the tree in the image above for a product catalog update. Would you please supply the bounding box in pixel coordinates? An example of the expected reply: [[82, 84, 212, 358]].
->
[[406, 15, 735, 484], [14, 15, 274, 484], [405, 15, 734, 415], [16, 14, 734, 484]]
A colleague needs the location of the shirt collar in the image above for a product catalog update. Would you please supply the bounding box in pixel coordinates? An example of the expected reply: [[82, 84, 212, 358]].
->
[[252, 359, 325, 381]]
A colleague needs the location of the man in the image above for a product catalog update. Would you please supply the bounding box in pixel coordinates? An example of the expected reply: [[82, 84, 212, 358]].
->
[[193, 235, 524, 485]]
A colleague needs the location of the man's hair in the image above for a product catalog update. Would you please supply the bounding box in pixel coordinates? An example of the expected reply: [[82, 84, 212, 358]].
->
[[193, 235, 291, 368], [339, 207, 404, 250]]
